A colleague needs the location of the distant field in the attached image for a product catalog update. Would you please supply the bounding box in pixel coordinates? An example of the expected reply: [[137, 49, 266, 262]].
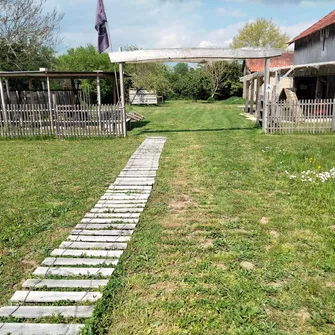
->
[[1, 100, 335, 334]]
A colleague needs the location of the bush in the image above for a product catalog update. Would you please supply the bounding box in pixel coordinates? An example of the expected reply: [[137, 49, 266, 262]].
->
[[222, 96, 245, 105], [207, 97, 215, 104]]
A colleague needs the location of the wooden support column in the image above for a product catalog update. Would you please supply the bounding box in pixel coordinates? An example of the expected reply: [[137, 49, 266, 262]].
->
[[316, 76, 321, 99], [119, 47, 127, 137], [244, 80, 250, 113], [263, 58, 270, 133], [5, 80, 10, 103], [96, 73, 102, 132], [250, 79, 255, 114], [0, 77, 8, 125], [255, 77, 261, 121], [29, 79, 35, 105], [47, 76, 54, 133]]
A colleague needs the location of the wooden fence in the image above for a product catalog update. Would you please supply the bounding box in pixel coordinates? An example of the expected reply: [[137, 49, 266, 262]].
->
[[265, 99, 335, 134], [0, 104, 126, 138]]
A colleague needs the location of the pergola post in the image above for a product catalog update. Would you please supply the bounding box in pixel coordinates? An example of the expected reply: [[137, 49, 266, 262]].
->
[[0, 77, 8, 126], [96, 74, 102, 132], [244, 80, 250, 113], [250, 79, 255, 114], [46, 76, 54, 134], [256, 77, 262, 123], [118, 47, 127, 137], [263, 58, 270, 133]]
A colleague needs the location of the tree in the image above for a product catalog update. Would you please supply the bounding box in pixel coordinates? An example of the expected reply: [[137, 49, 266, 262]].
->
[[231, 18, 290, 49], [0, 0, 64, 71], [56, 45, 116, 103]]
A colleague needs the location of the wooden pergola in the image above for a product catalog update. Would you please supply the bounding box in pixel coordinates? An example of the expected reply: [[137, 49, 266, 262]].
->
[[109, 47, 283, 133]]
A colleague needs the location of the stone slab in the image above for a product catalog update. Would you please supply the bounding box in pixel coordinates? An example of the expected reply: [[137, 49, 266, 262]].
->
[[59, 241, 128, 250], [51, 249, 123, 258], [84, 213, 140, 218], [75, 223, 136, 230], [67, 235, 130, 242], [71, 229, 133, 236], [0, 306, 94, 319], [0, 323, 84, 335], [22, 279, 108, 289], [81, 218, 139, 224], [42, 257, 118, 266], [33, 267, 115, 277], [90, 208, 144, 213], [11, 291, 101, 303], [94, 204, 145, 208]]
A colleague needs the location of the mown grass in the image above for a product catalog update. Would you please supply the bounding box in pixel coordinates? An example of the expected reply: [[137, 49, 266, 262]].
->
[[0, 137, 142, 305], [1, 100, 335, 334], [88, 101, 335, 334]]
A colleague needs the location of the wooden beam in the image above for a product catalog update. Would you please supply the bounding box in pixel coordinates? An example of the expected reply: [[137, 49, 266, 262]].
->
[[255, 77, 261, 121], [244, 80, 250, 113], [118, 47, 127, 137], [109, 48, 283, 64], [250, 79, 255, 114], [263, 58, 270, 133], [0, 77, 8, 125]]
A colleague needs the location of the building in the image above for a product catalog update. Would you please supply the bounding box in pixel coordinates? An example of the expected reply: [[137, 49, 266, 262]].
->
[[243, 52, 294, 103], [288, 9, 335, 99]]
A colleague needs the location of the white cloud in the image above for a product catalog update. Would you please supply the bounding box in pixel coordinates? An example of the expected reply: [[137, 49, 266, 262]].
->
[[198, 40, 215, 48], [215, 7, 245, 17]]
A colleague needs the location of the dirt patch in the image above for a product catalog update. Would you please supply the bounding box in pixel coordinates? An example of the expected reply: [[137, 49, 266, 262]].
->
[[270, 231, 280, 239], [297, 308, 311, 324], [240, 261, 255, 270], [215, 263, 227, 270], [168, 195, 198, 212], [150, 282, 185, 293], [189, 145, 202, 150], [325, 282, 335, 288], [201, 239, 213, 248], [235, 229, 249, 234], [260, 217, 269, 225], [268, 281, 287, 288]]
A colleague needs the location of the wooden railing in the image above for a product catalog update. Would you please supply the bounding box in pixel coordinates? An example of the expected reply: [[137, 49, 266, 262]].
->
[[265, 99, 335, 134], [0, 104, 126, 138]]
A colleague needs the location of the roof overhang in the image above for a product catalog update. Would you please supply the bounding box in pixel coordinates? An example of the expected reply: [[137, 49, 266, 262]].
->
[[240, 60, 335, 81], [109, 48, 283, 64], [0, 71, 115, 79]]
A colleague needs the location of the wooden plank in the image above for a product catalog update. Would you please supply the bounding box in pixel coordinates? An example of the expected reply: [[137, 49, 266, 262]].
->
[[67, 235, 131, 242], [42, 257, 118, 266], [84, 213, 140, 218], [22, 279, 108, 289], [75, 223, 136, 230], [81, 218, 139, 224], [71, 229, 133, 236], [0, 306, 94, 319], [0, 323, 84, 335], [10, 291, 101, 303], [90, 208, 144, 213], [33, 267, 115, 277], [94, 203, 145, 208], [51, 249, 123, 258], [59, 241, 128, 250]]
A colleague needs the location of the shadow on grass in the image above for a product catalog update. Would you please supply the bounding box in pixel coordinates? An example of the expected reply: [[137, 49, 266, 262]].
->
[[136, 126, 258, 134]]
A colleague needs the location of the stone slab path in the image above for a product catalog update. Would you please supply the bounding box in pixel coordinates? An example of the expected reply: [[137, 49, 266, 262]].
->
[[0, 137, 166, 335]]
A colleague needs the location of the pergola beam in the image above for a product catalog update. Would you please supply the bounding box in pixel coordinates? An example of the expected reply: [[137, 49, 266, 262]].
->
[[109, 48, 283, 64]]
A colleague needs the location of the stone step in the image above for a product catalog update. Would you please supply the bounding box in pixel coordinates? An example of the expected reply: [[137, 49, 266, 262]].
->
[[114, 179, 155, 186], [108, 185, 152, 191], [11, 291, 101, 303], [0, 306, 94, 319], [121, 168, 158, 172], [119, 171, 157, 177], [99, 195, 149, 200], [22, 279, 108, 289], [71, 229, 133, 236], [67, 235, 131, 242], [33, 267, 115, 277], [75, 223, 136, 230], [84, 213, 140, 218], [41, 257, 118, 267], [94, 203, 145, 208], [51, 249, 123, 258], [81, 218, 138, 224], [90, 208, 144, 213], [81, 218, 139, 224], [59, 241, 128, 250], [0, 323, 84, 335]]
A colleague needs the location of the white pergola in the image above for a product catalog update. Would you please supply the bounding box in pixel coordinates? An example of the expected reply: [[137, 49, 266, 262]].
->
[[109, 48, 283, 133]]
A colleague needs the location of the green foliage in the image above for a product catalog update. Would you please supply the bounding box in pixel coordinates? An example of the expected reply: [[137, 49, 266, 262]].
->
[[56, 45, 115, 103], [223, 96, 245, 105], [231, 18, 290, 49], [207, 97, 215, 103]]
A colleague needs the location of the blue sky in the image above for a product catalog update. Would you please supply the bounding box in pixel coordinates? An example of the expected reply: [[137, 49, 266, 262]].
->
[[45, 0, 334, 53]]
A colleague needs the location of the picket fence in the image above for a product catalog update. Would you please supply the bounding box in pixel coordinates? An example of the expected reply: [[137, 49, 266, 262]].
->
[[0, 104, 126, 138], [265, 99, 335, 134]]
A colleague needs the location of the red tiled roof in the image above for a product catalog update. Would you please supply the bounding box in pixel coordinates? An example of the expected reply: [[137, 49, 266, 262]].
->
[[289, 10, 335, 45], [246, 52, 294, 73]]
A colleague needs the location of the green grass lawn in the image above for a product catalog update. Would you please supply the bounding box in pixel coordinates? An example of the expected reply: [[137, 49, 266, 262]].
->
[[1, 100, 335, 334]]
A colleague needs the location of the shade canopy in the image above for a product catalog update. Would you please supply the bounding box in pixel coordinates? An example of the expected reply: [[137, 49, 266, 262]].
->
[[109, 48, 283, 64]]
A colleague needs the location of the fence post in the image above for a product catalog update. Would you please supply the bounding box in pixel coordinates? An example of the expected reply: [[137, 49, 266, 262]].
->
[[262, 58, 270, 133], [46, 76, 54, 136], [0, 77, 8, 134], [119, 47, 127, 137], [96, 72, 102, 133], [332, 99, 335, 132]]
